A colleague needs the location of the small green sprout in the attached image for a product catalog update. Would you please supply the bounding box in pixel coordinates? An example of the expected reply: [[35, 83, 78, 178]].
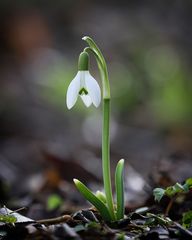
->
[[153, 177, 192, 216], [47, 194, 63, 211], [95, 191, 107, 204], [66, 36, 125, 222], [0, 206, 17, 225], [0, 214, 17, 224]]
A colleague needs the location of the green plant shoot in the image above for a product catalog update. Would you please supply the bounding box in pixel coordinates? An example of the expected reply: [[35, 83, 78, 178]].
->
[[153, 178, 192, 203], [66, 36, 125, 221], [0, 206, 18, 225], [153, 177, 192, 216]]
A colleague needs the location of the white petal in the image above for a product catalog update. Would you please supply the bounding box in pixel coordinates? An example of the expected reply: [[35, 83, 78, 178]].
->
[[84, 71, 101, 107], [66, 72, 81, 109], [80, 94, 92, 107]]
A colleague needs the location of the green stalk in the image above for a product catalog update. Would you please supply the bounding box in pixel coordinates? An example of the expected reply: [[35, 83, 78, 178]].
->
[[83, 37, 115, 220], [102, 99, 115, 220]]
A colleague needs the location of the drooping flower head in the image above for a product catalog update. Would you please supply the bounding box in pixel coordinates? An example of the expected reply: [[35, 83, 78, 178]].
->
[[66, 52, 101, 109]]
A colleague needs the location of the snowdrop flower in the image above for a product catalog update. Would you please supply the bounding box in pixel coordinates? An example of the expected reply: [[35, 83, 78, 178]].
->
[[66, 52, 101, 109]]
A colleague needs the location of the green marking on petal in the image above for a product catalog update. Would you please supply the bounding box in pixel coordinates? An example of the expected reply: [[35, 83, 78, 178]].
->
[[79, 88, 88, 95]]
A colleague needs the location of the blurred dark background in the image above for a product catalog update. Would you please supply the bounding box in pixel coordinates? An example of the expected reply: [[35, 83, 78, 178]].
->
[[0, 0, 192, 208]]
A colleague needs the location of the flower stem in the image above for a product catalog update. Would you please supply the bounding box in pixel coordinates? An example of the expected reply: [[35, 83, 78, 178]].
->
[[103, 99, 115, 220], [83, 37, 115, 220], [165, 197, 175, 216]]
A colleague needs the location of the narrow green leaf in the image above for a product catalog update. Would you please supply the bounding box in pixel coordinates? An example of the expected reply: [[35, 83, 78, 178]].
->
[[115, 159, 125, 220], [73, 179, 111, 221]]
